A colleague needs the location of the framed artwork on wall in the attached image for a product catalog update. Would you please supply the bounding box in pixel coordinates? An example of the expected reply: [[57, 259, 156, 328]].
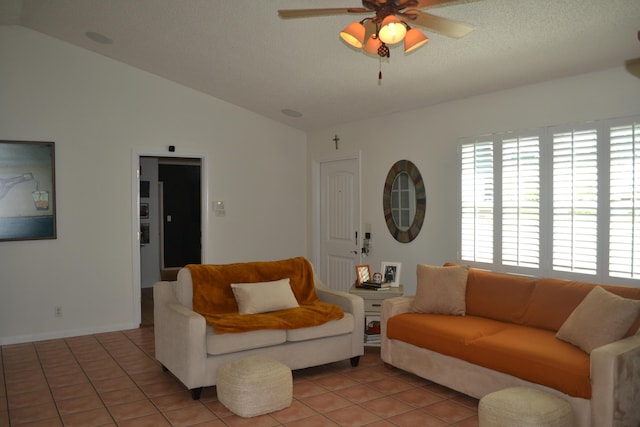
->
[[140, 223, 150, 244], [0, 140, 56, 241], [140, 203, 149, 219]]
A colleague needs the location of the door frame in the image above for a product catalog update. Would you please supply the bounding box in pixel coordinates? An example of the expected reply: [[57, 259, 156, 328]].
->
[[130, 148, 208, 326], [311, 151, 362, 281]]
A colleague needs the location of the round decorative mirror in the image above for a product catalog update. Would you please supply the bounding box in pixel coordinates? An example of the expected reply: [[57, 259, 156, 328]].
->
[[383, 160, 426, 243]]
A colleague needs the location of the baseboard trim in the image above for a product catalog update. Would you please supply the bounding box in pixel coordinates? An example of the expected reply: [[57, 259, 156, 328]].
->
[[0, 322, 139, 346]]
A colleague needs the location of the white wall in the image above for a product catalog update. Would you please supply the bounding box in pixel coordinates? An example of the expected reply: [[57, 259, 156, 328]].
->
[[308, 67, 640, 295], [0, 26, 307, 344]]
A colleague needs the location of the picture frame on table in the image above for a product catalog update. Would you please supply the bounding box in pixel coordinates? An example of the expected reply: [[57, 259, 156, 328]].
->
[[355, 264, 371, 286], [381, 261, 402, 287]]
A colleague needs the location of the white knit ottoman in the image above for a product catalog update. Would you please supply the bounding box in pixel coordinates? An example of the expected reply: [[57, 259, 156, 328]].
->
[[216, 355, 292, 418], [479, 387, 573, 427]]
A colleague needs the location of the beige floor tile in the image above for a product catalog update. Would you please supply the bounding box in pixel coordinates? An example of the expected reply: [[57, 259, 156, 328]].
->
[[424, 400, 477, 424], [108, 398, 159, 421], [163, 404, 219, 427], [1, 327, 479, 427], [325, 404, 382, 426]]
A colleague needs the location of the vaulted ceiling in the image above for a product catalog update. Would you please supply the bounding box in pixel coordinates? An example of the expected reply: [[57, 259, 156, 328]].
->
[[2, 0, 639, 131]]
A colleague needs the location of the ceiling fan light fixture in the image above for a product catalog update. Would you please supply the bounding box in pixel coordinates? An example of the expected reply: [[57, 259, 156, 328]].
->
[[364, 35, 382, 55], [404, 28, 429, 53], [378, 15, 406, 45], [340, 21, 366, 48]]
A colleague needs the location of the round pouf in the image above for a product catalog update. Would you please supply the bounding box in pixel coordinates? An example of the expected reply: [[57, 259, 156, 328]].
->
[[479, 387, 573, 427], [216, 355, 292, 418]]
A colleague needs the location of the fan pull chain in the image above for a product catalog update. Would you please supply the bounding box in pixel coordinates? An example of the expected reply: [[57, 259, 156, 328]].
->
[[377, 42, 389, 83]]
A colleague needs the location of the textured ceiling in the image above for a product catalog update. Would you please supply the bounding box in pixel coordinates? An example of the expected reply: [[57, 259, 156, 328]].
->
[[2, 0, 640, 131]]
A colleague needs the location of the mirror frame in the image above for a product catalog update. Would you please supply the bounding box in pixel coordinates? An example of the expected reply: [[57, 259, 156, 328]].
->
[[383, 160, 426, 243]]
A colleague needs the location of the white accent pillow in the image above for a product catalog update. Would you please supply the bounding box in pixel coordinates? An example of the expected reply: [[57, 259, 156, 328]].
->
[[231, 278, 299, 314], [556, 286, 640, 353]]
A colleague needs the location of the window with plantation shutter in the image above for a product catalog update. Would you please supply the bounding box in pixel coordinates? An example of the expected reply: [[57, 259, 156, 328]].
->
[[460, 116, 640, 285], [551, 126, 598, 275], [460, 141, 493, 263], [609, 119, 640, 279], [502, 134, 540, 268]]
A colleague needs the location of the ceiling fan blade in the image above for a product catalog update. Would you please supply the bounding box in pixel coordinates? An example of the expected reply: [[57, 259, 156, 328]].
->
[[404, 10, 473, 38], [278, 8, 369, 19], [412, 0, 480, 9]]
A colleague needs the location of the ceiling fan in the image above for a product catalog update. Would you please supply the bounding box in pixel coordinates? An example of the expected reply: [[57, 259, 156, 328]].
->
[[278, 0, 477, 59]]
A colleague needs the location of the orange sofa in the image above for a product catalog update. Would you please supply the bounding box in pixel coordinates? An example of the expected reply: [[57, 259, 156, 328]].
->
[[381, 265, 640, 427]]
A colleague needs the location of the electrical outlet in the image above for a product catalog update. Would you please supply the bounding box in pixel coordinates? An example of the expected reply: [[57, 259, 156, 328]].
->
[[54, 306, 62, 318]]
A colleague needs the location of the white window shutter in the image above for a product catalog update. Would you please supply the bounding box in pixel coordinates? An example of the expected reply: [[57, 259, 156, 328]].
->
[[552, 127, 598, 275], [502, 135, 540, 268], [609, 120, 640, 279], [461, 141, 494, 263]]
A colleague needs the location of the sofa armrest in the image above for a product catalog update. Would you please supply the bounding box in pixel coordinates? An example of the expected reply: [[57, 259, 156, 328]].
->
[[381, 295, 414, 320], [591, 334, 640, 427], [316, 286, 365, 357], [381, 296, 414, 362], [153, 281, 207, 389], [316, 287, 362, 314]]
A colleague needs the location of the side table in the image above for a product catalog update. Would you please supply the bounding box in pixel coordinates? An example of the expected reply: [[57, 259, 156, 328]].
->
[[349, 284, 404, 346]]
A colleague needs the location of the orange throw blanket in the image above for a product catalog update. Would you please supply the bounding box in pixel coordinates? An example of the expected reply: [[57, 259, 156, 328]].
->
[[189, 257, 344, 334]]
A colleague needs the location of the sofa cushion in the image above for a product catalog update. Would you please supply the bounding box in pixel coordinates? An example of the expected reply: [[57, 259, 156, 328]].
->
[[206, 326, 287, 356], [556, 286, 640, 353], [387, 313, 591, 398], [463, 267, 536, 323], [412, 264, 469, 315], [387, 313, 509, 355], [471, 324, 591, 398], [523, 278, 640, 334], [287, 313, 354, 342], [231, 279, 299, 314]]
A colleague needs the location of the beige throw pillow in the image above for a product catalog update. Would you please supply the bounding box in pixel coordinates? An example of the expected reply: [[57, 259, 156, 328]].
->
[[412, 264, 469, 316], [231, 278, 299, 314], [556, 286, 640, 353]]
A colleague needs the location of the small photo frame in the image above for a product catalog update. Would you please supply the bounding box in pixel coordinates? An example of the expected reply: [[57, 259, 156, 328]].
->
[[381, 261, 402, 287], [140, 203, 149, 219], [140, 223, 150, 244], [355, 264, 371, 286]]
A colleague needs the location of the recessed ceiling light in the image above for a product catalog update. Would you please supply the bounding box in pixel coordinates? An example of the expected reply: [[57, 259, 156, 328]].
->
[[85, 31, 113, 45], [281, 109, 303, 118]]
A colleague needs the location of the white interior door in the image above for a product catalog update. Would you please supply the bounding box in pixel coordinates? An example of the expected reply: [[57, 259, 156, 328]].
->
[[320, 158, 360, 292]]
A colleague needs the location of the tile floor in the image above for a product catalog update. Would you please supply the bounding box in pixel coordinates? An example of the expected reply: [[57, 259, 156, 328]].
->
[[1, 328, 479, 426]]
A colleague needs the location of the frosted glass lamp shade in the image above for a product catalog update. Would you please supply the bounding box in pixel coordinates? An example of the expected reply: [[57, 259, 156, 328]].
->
[[340, 22, 366, 48], [404, 28, 429, 53], [378, 15, 406, 45]]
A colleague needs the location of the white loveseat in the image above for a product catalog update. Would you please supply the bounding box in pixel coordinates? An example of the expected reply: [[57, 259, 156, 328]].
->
[[154, 259, 364, 399]]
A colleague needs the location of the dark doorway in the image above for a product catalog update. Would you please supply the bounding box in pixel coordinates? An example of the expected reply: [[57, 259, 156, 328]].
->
[[159, 163, 201, 267]]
